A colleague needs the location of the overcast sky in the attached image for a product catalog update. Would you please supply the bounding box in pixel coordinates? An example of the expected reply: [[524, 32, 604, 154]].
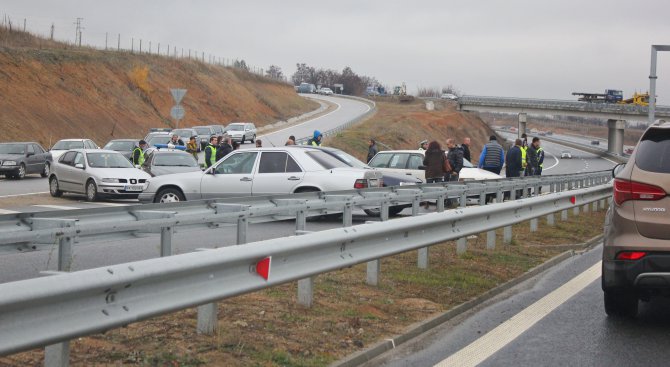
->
[[4, 0, 670, 103]]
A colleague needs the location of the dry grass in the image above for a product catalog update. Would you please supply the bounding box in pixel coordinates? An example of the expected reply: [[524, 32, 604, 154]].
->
[[0, 208, 607, 367]]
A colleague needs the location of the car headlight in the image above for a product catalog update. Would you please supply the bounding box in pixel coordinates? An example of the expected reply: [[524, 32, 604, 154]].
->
[[2, 161, 17, 166], [101, 178, 119, 183]]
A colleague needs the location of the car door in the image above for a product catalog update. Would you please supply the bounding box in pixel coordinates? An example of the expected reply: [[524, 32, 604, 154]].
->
[[32, 144, 48, 172], [252, 152, 305, 196], [406, 154, 426, 181], [69, 152, 87, 193], [56, 151, 77, 191], [199, 151, 258, 198], [24, 144, 40, 174]]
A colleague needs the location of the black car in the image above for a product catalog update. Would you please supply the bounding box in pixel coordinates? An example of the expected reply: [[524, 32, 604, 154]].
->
[[0, 142, 52, 179], [103, 139, 138, 161], [292, 145, 422, 216]]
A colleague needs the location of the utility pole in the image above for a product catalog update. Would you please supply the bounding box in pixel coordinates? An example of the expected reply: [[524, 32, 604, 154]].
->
[[50, 23, 54, 40], [73, 18, 84, 46]]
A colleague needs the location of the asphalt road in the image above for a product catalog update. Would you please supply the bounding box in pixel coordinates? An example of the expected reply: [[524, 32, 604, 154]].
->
[[364, 243, 670, 367]]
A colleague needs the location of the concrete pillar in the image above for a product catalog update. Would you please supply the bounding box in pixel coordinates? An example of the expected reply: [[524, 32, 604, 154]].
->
[[518, 113, 527, 138], [607, 119, 625, 155]]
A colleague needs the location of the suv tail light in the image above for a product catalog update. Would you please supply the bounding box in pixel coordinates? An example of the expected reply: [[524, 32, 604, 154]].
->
[[616, 251, 647, 261], [613, 178, 666, 206], [354, 179, 368, 189]]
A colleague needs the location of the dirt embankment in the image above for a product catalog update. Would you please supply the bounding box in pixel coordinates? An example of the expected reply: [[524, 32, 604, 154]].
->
[[326, 99, 499, 163], [0, 27, 318, 147]]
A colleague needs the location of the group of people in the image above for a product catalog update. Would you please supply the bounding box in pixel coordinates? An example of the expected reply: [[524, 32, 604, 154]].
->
[[478, 133, 544, 178]]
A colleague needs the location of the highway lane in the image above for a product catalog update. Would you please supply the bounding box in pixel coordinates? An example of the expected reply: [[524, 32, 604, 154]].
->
[[0, 94, 370, 200], [365, 244, 670, 367]]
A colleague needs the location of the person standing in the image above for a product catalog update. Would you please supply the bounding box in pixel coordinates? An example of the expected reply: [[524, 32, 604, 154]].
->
[[505, 139, 523, 178], [185, 136, 199, 160], [478, 135, 505, 174], [204, 136, 218, 169], [216, 136, 233, 161], [170, 134, 185, 146], [418, 140, 428, 151], [132, 140, 148, 166], [527, 137, 543, 176], [461, 137, 471, 162], [422, 141, 448, 209], [285, 135, 296, 146], [520, 133, 529, 175], [367, 139, 378, 163], [308, 130, 323, 146], [255, 139, 263, 148], [446, 138, 464, 182]]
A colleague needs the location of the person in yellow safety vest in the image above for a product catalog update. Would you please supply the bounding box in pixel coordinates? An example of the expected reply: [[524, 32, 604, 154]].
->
[[537, 146, 545, 175], [132, 140, 148, 166], [520, 133, 529, 175], [308, 130, 323, 146], [204, 136, 218, 169]]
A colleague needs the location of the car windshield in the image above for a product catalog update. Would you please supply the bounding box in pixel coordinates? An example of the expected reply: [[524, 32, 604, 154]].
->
[[52, 140, 84, 150], [153, 153, 198, 167], [104, 141, 135, 151], [0, 144, 25, 154], [329, 149, 367, 168], [87, 152, 134, 168], [227, 124, 244, 131], [147, 136, 172, 146], [172, 129, 192, 137], [306, 151, 349, 169], [194, 127, 211, 135]]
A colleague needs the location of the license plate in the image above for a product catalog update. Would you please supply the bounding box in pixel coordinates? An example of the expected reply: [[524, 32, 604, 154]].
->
[[369, 179, 379, 187], [124, 185, 144, 192]]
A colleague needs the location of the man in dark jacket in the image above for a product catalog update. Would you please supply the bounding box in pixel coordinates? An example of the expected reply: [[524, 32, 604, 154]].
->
[[505, 139, 523, 177], [461, 137, 471, 162], [216, 136, 233, 161], [478, 135, 505, 174], [170, 134, 185, 146], [446, 139, 464, 182], [527, 137, 542, 176], [367, 139, 378, 163]]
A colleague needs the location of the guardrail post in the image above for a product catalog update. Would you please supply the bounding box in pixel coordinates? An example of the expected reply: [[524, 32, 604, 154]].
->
[[43, 219, 76, 367], [196, 303, 217, 335], [592, 201, 598, 212], [486, 230, 496, 250], [367, 201, 388, 286], [456, 193, 467, 254], [342, 203, 353, 227], [573, 203, 580, 216], [237, 215, 248, 245], [503, 225, 513, 244], [547, 213, 555, 226], [413, 193, 428, 268], [530, 218, 538, 232], [561, 209, 568, 221], [583, 203, 590, 213], [160, 226, 173, 257], [295, 208, 315, 307]]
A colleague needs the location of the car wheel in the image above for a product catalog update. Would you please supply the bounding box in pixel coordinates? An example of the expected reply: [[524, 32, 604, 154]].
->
[[604, 290, 638, 318], [85, 180, 98, 202], [155, 188, 185, 203], [16, 163, 26, 179], [49, 176, 63, 197], [41, 163, 50, 178], [364, 205, 406, 218]]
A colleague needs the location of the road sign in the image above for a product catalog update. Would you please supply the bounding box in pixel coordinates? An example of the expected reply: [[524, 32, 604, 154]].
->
[[170, 88, 187, 104], [170, 105, 185, 120]]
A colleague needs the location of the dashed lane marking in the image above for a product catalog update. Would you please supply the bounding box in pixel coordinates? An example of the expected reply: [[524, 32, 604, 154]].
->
[[0, 209, 20, 214], [435, 261, 601, 367], [0, 192, 49, 199], [32, 205, 79, 210]]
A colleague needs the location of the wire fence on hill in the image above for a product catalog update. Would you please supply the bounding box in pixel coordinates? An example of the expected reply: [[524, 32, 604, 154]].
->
[[0, 13, 290, 84]]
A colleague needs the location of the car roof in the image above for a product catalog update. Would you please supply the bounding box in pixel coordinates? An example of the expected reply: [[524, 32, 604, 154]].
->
[[374, 150, 424, 154], [56, 138, 90, 142], [650, 121, 670, 129], [0, 142, 38, 144], [108, 139, 138, 142], [66, 149, 121, 154]]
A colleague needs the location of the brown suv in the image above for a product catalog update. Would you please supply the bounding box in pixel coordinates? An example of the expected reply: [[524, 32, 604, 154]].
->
[[603, 122, 670, 317]]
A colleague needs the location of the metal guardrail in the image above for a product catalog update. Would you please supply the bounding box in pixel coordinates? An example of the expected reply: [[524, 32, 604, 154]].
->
[[294, 95, 377, 145], [0, 171, 611, 256], [0, 183, 612, 356], [460, 95, 670, 117]]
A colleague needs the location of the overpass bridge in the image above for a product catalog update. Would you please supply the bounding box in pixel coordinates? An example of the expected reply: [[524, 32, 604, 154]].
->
[[458, 95, 670, 155]]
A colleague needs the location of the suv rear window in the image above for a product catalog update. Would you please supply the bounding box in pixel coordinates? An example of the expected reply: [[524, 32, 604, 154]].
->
[[636, 128, 670, 173]]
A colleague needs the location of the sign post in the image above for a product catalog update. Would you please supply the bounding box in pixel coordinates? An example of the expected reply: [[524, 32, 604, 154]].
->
[[170, 88, 187, 128]]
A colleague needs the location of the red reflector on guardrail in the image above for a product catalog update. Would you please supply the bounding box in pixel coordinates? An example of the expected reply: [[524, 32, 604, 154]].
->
[[570, 196, 576, 204], [256, 257, 271, 280]]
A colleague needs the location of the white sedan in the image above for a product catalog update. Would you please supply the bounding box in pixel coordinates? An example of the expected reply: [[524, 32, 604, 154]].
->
[[138, 147, 383, 203], [49, 139, 99, 160], [49, 149, 150, 201], [368, 150, 502, 182]]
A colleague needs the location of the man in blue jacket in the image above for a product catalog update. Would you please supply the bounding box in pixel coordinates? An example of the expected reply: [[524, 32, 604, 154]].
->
[[505, 139, 523, 177], [478, 135, 505, 174]]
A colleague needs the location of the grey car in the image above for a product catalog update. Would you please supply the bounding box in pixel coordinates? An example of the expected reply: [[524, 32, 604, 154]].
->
[[192, 126, 217, 150], [141, 149, 201, 177], [225, 122, 257, 143], [49, 149, 151, 201], [103, 139, 138, 161], [0, 142, 52, 179]]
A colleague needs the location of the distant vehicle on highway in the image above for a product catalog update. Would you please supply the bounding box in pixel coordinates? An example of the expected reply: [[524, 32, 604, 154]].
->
[[297, 83, 316, 94], [0, 142, 51, 179], [209, 124, 226, 136], [603, 121, 670, 317], [50, 139, 99, 160], [192, 126, 217, 150], [49, 149, 150, 201], [318, 87, 334, 96], [591, 140, 600, 145], [140, 148, 201, 177], [440, 93, 458, 101], [103, 139, 137, 161], [560, 150, 572, 159], [170, 128, 199, 147], [138, 147, 383, 203], [225, 122, 257, 143], [145, 133, 173, 148], [148, 127, 172, 134], [368, 150, 501, 182]]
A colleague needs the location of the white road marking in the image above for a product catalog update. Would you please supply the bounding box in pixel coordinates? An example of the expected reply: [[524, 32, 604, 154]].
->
[[258, 98, 343, 139], [92, 202, 132, 207], [541, 150, 559, 171], [0, 191, 49, 198], [435, 261, 601, 367], [0, 209, 20, 214], [33, 205, 78, 210]]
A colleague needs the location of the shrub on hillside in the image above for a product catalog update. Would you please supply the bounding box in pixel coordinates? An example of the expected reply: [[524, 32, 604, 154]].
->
[[128, 65, 152, 96]]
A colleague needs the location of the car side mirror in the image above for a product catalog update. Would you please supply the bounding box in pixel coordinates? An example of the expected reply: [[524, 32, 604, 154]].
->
[[612, 163, 625, 178], [75, 163, 85, 169]]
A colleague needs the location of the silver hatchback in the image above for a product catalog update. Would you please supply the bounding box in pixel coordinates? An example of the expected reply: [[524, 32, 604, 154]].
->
[[49, 149, 151, 201]]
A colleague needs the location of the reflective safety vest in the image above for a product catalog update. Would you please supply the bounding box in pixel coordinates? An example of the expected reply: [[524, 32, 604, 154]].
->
[[205, 145, 217, 167], [520, 146, 528, 168], [133, 147, 145, 166]]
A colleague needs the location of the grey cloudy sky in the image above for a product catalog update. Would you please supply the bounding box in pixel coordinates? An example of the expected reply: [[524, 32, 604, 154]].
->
[[4, 0, 670, 103]]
